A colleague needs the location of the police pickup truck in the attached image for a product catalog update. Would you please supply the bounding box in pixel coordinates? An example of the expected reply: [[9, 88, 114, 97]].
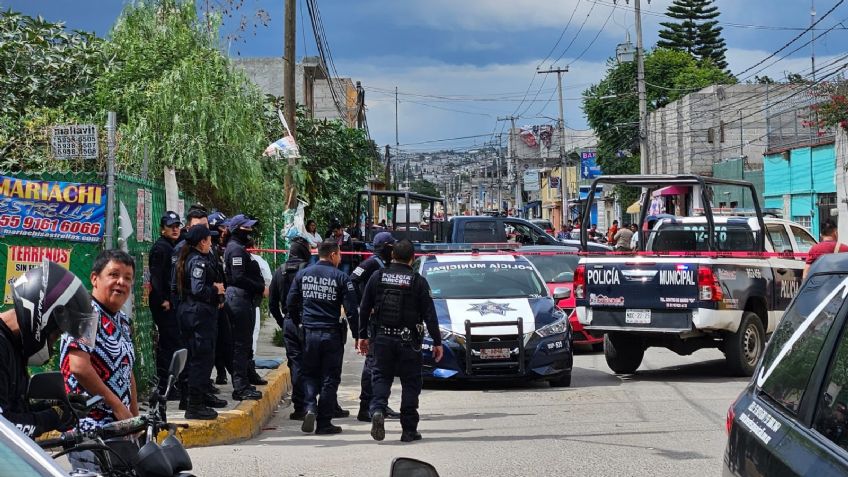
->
[[575, 175, 815, 376]]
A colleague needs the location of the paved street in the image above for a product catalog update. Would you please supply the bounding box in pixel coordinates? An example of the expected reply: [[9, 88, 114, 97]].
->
[[188, 346, 748, 477]]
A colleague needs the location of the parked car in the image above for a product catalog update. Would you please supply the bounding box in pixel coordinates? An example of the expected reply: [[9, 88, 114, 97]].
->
[[724, 252, 848, 476], [0, 414, 68, 477], [520, 245, 607, 350], [530, 219, 555, 235]]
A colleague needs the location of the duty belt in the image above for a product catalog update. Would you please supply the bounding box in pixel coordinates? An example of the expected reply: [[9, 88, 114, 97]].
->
[[377, 326, 413, 340]]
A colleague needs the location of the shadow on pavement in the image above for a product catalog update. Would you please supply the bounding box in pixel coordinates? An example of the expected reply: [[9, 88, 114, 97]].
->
[[618, 358, 750, 384]]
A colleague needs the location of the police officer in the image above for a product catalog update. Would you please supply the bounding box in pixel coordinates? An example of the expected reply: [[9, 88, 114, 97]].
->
[[208, 212, 234, 385], [224, 214, 265, 401], [176, 225, 226, 420], [358, 239, 444, 443], [350, 232, 400, 422], [149, 211, 182, 398], [268, 233, 311, 420], [287, 239, 359, 435]]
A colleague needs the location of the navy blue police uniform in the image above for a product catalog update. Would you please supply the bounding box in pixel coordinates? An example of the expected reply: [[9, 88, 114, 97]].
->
[[208, 212, 234, 385], [359, 262, 441, 439], [224, 215, 265, 400], [286, 259, 359, 433], [149, 212, 181, 396], [178, 234, 224, 419], [268, 236, 311, 419]]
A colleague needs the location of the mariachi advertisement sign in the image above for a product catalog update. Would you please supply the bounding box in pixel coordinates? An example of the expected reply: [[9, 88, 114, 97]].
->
[[0, 175, 106, 243], [4, 246, 72, 304]]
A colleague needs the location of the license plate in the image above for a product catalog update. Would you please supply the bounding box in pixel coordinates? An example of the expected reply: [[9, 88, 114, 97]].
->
[[625, 309, 651, 324], [480, 348, 510, 359]]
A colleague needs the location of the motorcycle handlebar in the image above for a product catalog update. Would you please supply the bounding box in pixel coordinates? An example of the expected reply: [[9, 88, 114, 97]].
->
[[38, 430, 77, 450], [98, 415, 148, 439]]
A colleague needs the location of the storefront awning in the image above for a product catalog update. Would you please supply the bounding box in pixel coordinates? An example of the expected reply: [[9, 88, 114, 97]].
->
[[626, 201, 641, 214], [652, 185, 689, 197]]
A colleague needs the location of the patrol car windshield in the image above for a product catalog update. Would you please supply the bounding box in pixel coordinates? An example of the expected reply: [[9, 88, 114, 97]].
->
[[421, 260, 547, 299], [522, 253, 580, 283]]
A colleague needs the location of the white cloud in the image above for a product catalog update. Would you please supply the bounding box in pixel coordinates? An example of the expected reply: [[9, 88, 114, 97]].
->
[[337, 56, 610, 149], [726, 48, 844, 81], [368, 0, 675, 33]]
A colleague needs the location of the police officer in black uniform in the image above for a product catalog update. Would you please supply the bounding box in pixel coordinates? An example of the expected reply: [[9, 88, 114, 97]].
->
[[358, 239, 443, 443], [224, 214, 264, 401], [176, 225, 227, 420], [268, 233, 312, 420], [287, 239, 359, 435], [350, 232, 401, 422], [149, 211, 182, 398], [208, 212, 234, 385]]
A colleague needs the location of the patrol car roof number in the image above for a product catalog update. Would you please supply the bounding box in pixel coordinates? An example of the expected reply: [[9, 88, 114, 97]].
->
[[580, 174, 766, 253]]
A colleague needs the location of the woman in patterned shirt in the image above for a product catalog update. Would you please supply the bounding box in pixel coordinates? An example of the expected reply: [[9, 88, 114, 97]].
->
[[60, 250, 139, 470]]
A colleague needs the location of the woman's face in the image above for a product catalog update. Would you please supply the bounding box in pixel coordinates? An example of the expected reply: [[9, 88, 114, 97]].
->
[[307, 222, 316, 233], [197, 236, 212, 254], [90, 260, 134, 314]]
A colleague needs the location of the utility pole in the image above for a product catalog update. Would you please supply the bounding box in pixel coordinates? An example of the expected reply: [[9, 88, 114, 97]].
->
[[498, 115, 521, 215], [104, 111, 116, 250], [634, 0, 649, 175], [811, 0, 817, 81], [395, 86, 399, 150], [496, 133, 503, 212], [537, 66, 568, 226], [283, 0, 297, 209], [384, 145, 392, 188]]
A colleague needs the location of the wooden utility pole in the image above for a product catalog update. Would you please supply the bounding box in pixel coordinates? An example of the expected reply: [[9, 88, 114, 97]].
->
[[283, 0, 297, 209], [537, 67, 568, 225]]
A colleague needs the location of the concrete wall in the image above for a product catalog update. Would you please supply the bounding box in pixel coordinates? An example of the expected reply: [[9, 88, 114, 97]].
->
[[647, 84, 796, 176]]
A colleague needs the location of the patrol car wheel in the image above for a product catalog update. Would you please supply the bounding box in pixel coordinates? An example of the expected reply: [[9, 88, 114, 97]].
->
[[725, 311, 765, 377], [604, 333, 644, 374]]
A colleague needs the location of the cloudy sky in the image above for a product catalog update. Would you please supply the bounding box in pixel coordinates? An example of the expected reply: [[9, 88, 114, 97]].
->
[[6, 0, 847, 152]]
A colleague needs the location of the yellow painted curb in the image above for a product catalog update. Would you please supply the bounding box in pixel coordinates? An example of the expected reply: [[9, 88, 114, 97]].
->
[[162, 364, 291, 448]]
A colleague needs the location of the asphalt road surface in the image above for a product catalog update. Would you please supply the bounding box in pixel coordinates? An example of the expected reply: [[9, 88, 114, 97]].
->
[[188, 346, 749, 477]]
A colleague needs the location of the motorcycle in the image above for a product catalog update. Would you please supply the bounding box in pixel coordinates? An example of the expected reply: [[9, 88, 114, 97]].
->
[[30, 349, 193, 477]]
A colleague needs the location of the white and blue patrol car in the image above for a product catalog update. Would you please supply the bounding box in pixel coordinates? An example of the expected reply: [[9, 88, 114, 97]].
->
[[418, 253, 573, 386]]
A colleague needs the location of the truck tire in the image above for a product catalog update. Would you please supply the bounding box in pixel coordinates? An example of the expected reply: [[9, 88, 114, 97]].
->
[[725, 311, 765, 377], [604, 333, 645, 374]]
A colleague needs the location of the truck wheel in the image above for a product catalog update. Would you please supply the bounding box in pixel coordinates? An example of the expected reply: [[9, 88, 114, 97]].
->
[[604, 333, 645, 374], [725, 312, 765, 377]]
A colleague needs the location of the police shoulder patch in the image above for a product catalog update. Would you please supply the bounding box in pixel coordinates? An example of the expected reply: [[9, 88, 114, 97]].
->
[[232, 256, 243, 266], [352, 267, 364, 277], [192, 266, 204, 279], [347, 281, 355, 291]]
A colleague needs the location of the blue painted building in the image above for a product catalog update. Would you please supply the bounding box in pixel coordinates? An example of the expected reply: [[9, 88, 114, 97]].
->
[[763, 142, 836, 238]]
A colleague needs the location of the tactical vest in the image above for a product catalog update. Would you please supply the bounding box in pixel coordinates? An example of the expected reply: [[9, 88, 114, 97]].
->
[[374, 268, 418, 328]]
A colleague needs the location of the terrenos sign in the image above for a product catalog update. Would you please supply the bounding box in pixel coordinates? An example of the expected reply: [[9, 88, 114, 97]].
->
[[523, 170, 540, 191]]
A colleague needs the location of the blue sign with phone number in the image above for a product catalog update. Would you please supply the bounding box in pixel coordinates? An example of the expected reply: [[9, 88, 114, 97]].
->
[[581, 151, 602, 179]]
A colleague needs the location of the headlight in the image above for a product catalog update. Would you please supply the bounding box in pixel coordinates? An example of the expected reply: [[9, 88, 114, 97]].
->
[[535, 317, 569, 338]]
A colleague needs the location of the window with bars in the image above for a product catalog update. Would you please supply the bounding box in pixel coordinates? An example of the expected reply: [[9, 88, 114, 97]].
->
[[792, 216, 812, 229]]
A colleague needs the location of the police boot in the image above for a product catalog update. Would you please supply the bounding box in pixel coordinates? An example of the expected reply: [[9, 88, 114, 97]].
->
[[204, 392, 227, 408], [232, 387, 262, 401], [400, 430, 422, 443], [357, 403, 371, 422], [185, 392, 218, 420], [249, 361, 268, 385], [315, 424, 342, 435], [333, 405, 350, 418], [370, 411, 385, 441], [384, 406, 401, 419]]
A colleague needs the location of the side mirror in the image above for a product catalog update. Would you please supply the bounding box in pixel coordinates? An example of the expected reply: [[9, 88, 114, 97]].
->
[[552, 287, 572, 300], [28, 372, 67, 401], [169, 349, 188, 378], [390, 458, 440, 477]]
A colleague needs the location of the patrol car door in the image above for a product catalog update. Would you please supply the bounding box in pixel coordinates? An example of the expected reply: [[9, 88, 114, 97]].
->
[[767, 223, 802, 320]]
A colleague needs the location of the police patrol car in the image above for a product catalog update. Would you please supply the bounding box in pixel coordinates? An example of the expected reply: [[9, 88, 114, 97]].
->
[[418, 252, 573, 386]]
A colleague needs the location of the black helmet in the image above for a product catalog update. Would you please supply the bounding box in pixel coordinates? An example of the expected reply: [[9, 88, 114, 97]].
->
[[11, 260, 98, 358]]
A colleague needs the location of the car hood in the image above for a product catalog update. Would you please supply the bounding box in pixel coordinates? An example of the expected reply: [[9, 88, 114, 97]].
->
[[434, 297, 557, 335]]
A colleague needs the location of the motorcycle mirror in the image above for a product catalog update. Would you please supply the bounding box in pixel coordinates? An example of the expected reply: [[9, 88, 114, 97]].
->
[[390, 458, 440, 477], [169, 349, 188, 378], [27, 372, 67, 401]]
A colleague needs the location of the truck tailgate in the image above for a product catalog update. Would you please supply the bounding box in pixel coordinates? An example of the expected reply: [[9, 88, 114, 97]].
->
[[584, 258, 700, 312]]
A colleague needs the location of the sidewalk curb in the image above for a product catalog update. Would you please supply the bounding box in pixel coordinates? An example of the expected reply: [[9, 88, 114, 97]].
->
[[163, 365, 290, 448]]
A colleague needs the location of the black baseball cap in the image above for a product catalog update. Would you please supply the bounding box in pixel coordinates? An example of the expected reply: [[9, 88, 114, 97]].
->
[[186, 224, 211, 245], [160, 211, 182, 227]]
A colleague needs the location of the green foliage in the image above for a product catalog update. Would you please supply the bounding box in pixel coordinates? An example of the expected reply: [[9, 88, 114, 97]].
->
[[410, 179, 441, 198], [0, 10, 107, 164], [657, 0, 728, 70], [582, 48, 734, 205]]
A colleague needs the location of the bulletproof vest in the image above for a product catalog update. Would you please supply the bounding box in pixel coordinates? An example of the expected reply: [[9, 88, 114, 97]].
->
[[374, 268, 418, 328], [282, 258, 308, 301]]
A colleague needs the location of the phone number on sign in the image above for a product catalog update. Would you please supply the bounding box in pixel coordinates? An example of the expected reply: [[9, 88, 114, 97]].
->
[[0, 214, 102, 236]]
